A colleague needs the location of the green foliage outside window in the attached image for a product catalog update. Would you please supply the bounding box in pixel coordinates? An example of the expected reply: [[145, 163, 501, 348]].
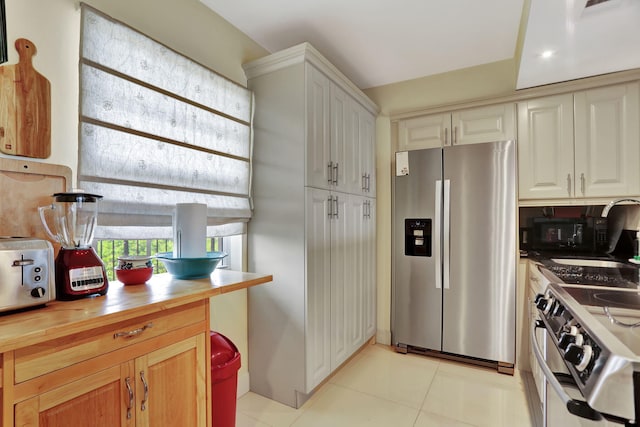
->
[[96, 238, 222, 281]]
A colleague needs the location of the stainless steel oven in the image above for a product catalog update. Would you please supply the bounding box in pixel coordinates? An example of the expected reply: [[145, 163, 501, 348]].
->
[[532, 320, 614, 426], [532, 283, 640, 426]]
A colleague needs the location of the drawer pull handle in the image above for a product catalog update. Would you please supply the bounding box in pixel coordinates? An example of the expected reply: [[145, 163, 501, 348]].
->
[[114, 322, 153, 339], [140, 370, 149, 411], [125, 377, 133, 419]]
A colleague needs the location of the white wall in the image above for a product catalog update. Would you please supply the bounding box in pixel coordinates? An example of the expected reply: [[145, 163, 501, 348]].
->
[[4, 0, 267, 394]]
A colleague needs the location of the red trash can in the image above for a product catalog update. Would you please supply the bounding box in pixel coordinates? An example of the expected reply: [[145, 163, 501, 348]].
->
[[210, 331, 241, 427]]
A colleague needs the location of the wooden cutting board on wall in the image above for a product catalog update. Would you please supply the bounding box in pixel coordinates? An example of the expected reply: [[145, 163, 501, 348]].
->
[[0, 38, 51, 158], [0, 158, 71, 250]]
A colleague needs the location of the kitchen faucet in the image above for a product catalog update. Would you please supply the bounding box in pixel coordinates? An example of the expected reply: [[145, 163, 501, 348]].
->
[[601, 198, 640, 260], [601, 198, 640, 217]]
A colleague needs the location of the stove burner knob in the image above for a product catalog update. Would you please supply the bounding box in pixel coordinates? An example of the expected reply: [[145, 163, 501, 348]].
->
[[551, 302, 565, 316], [564, 343, 593, 372], [30, 287, 46, 298], [558, 332, 584, 350], [536, 297, 554, 314], [535, 293, 545, 304], [561, 325, 579, 335], [558, 333, 576, 350]]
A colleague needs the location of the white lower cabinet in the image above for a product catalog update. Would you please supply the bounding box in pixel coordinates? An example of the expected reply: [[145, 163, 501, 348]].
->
[[306, 189, 376, 392], [528, 261, 546, 406], [248, 187, 376, 408], [305, 188, 332, 389]]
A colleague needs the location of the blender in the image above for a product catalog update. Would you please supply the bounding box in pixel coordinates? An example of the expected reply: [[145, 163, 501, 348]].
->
[[39, 192, 108, 300]]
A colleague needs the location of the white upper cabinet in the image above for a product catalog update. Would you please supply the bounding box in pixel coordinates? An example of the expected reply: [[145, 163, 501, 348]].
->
[[397, 103, 515, 151], [518, 82, 640, 201], [306, 66, 332, 190], [574, 82, 640, 198], [347, 101, 376, 196], [518, 94, 575, 199], [329, 82, 350, 193], [398, 114, 449, 150], [451, 103, 516, 146], [306, 64, 376, 194]]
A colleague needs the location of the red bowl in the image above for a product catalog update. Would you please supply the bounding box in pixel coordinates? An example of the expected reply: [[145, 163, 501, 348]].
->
[[115, 267, 153, 285]]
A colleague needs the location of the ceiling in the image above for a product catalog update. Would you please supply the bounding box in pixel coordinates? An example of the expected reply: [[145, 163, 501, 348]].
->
[[200, 0, 640, 90]]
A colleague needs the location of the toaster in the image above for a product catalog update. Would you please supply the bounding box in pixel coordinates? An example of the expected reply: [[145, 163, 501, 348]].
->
[[0, 237, 55, 313]]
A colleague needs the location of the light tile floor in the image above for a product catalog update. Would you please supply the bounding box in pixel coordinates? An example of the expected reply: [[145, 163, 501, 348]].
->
[[236, 344, 535, 427]]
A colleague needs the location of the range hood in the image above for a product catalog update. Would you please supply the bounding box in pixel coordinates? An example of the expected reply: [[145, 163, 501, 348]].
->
[[517, 0, 640, 89]]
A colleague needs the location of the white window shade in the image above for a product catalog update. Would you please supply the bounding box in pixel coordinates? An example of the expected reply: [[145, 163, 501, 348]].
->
[[79, 4, 253, 239]]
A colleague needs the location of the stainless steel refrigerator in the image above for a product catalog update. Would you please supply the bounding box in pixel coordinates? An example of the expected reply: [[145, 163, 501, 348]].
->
[[392, 140, 516, 368]]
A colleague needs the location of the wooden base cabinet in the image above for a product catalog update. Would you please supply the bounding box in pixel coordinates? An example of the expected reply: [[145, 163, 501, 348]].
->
[[15, 365, 125, 426], [9, 302, 208, 427]]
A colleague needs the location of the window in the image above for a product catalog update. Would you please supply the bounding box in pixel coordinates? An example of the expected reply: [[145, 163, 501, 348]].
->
[[96, 237, 225, 280], [78, 4, 253, 248]]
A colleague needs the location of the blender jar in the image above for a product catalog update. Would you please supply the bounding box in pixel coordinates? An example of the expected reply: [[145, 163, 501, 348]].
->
[[39, 192, 102, 248]]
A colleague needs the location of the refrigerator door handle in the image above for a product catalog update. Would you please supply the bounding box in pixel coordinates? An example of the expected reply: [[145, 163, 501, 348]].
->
[[443, 179, 451, 290], [435, 180, 442, 289]]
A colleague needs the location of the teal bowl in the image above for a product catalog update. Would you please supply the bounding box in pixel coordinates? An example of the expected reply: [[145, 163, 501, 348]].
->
[[155, 252, 227, 279]]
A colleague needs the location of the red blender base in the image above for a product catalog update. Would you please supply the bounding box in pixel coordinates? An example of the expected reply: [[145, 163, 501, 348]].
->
[[55, 248, 109, 300]]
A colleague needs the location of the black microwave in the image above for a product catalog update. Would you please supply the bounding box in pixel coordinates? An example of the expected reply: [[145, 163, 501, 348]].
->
[[529, 217, 608, 252]]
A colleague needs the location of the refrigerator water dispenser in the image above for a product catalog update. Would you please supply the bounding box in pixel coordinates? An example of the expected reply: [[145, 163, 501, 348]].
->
[[405, 219, 431, 257]]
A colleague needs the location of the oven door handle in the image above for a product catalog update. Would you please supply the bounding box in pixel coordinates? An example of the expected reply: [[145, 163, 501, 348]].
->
[[531, 323, 604, 421]]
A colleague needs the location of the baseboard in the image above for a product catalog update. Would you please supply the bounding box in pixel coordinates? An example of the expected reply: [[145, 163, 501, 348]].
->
[[237, 371, 250, 398], [376, 328, 391, 345]]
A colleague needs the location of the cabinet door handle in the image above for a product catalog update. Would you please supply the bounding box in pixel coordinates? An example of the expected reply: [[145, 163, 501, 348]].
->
[[125, 377, 134, 420], [333, 163, 339, 185], [334, 196, 339, 219], [327, 196, 333, 218], [567, 174, 572, 197], [580, 173, 585, 195], [362, 173, 367, 191], [327, 162, 333, 184], [453, 126, 458, 145], [366, 173, 371, 192], [114, 323, 153, 339], [444, 128, 449, 146], [140, 371, 149, 411]]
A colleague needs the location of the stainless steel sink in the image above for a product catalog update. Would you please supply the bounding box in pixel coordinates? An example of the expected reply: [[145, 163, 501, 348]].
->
[[551, 258, 630, 269]]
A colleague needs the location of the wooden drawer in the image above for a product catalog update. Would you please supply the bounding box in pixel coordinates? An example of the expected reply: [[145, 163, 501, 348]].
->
[[14, 300, 206, 384]]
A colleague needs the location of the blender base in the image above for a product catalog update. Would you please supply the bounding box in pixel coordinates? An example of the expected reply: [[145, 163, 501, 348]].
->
[[55, 248, 108, 300]]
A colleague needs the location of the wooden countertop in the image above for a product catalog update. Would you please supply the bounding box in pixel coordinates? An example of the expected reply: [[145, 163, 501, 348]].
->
[[0, 269, 272, 353]]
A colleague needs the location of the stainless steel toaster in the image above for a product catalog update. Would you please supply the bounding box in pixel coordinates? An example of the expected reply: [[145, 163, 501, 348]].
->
[[0, 237, 55, 313]]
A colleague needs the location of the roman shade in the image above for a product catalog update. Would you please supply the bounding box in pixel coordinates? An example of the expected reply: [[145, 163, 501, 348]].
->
[[78, 4, 253, 239]]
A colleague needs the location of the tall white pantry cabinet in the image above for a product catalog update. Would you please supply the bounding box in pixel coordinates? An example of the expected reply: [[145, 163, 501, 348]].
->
[[244, 43, 378, 408]]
